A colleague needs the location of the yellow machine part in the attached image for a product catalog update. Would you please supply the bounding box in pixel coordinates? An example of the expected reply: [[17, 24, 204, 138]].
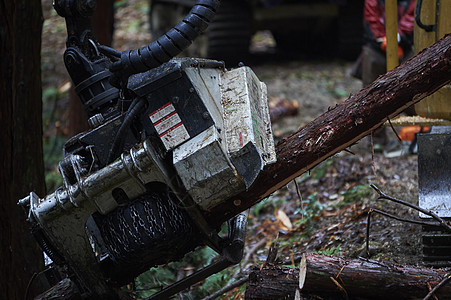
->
[[385, 0, 399, 71], [414, 0, 451, 120]]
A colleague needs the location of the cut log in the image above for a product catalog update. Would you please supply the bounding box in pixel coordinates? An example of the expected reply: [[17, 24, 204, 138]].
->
[[269, 98, 299, 122], [245, 253, 451, 299], [207, 33, 451, 227]]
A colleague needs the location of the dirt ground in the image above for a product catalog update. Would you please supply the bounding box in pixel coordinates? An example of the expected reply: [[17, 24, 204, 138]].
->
[[40, 1, 435, 298]]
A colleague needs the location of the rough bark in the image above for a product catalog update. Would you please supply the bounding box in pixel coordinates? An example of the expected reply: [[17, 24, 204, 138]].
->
[[245, 254, 451, 299], [207, 33, 451, 227], [91, 0, 115, 46], [0, 0, 46, 299]]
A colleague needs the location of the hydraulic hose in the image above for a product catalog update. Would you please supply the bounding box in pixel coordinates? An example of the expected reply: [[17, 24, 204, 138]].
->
[[106, 97, 146, 164], [110, 0, 220, 87]]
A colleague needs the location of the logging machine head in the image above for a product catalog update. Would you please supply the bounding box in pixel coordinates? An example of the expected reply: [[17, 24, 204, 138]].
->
[[18, 0, 276, 298]]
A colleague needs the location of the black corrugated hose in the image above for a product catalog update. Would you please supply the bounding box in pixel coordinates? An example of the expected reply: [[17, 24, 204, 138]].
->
[[109, 0, 220, 88], [106, 97, 146, 164], [105, 0, 220, 163]]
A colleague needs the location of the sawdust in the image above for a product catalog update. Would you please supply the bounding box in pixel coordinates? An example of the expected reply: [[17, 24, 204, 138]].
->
[[388, 115, 451, 126]]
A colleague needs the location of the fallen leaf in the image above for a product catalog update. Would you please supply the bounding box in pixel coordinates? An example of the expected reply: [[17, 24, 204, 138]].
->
[[277, 209, 293, 230]]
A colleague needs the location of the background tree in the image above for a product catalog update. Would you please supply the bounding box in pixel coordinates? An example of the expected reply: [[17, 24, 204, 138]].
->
[[0, 0, 46, 299]]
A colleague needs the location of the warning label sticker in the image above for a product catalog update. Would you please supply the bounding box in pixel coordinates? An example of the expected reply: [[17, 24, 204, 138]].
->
[[149, 102, 190, 150]]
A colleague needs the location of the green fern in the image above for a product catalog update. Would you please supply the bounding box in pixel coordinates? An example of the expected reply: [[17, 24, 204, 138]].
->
[[315, 244, 341, 257]]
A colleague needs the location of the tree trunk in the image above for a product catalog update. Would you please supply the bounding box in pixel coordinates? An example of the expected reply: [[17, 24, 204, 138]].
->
[[68, 88, 90, 137], [0, 0, 46, 299], [92, 0, 115, 46], [207, 33, 451, 227], [245, 254, 451, 299]]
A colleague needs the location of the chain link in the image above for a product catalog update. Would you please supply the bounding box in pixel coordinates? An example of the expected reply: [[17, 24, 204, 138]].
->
[[97, 191, 203, 275]]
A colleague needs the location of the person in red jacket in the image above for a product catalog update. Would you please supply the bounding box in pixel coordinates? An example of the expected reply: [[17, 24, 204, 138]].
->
[[362, 0, 416, 86], [359, 0, 416, 148]]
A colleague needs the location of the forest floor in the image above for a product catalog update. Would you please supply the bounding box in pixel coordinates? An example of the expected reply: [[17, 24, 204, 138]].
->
[[40, 1, 437, 299]]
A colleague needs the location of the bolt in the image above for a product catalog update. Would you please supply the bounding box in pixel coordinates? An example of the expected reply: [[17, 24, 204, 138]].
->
[[88, 113, 105, 129], [202, 112, 210, 120]]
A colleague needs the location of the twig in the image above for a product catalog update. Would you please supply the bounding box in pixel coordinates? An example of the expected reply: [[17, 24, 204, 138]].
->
[[285, 255, 301, 265], [244, 238, 267, 265], [387, 117, 402, 143], [265, 236, 279, 265], [365, 207, 443, 258], [423, 274, 451, 300], [343, 148, 355, 155], [365, 209, 372, 258], [329, 276, 349, 300], [426, 282, 439, 300], [357, 256, 392, 270], [371, 184, 451, 233], [201, 277, 249, 300], [370, 133, 377, 178], [336, 263, 346, 279], [370, 208, 440, 227], [335, 263, 347, 287], [293, 179, 304, 218], [290, 251, 295, 266]]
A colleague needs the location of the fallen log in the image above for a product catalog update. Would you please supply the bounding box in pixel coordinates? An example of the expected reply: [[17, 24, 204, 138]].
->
[[245, 253, 451, 299], [207, 33, 451, 227]]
